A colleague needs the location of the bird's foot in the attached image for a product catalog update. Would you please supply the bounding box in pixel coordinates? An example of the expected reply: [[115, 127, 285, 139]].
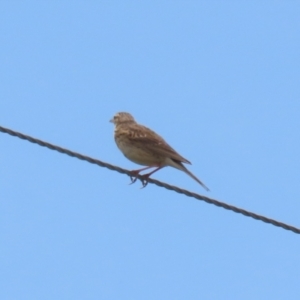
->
[[129, 171, 150, 188], [139, 175, 150, 189], [129, 175, 138, 185], [129, 170, 140, 185]]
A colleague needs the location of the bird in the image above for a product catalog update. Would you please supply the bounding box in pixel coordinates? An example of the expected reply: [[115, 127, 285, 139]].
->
[[110, 112, 209, 191]]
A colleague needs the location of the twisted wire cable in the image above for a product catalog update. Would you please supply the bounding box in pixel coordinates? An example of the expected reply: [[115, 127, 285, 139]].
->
[[1, 125, 299, 235]]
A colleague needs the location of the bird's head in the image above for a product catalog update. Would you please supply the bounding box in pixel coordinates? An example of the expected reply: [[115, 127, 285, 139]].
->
[[110, 112, 135, 125]]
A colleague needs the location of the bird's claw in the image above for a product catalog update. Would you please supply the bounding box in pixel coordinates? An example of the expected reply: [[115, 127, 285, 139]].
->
[[129, 175, 138, 185], [140, 177, 149, 189], [129, 173, 149, 188]]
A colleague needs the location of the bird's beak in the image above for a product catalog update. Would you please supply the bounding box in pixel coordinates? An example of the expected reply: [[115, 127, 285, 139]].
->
[[109, 118, 114, 123]]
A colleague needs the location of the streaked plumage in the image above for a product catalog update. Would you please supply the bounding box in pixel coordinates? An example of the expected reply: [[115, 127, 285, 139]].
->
[[110, 112, 209, 191]]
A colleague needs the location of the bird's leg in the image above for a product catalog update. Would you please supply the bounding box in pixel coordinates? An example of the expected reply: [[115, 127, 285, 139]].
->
[[139, 166, 164, 188], [129, 166, 155, 184]]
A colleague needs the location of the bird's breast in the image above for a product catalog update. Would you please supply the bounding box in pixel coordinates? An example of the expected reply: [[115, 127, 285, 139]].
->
[[115, 134, 164, 166]]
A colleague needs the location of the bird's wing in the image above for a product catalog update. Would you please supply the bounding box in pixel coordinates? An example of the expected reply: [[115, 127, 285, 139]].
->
[[126, 124, 191, 165]]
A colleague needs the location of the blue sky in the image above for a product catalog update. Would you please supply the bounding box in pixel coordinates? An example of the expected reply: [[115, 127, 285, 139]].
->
[[1, 2, 300, 299]]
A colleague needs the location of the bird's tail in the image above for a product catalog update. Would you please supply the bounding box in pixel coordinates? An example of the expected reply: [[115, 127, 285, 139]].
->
[[183, 167, 210, 191], [168, 158, 210, 191]]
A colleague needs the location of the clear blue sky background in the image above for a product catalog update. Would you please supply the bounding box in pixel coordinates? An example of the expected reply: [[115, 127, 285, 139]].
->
[[1, 2, 300, 299]]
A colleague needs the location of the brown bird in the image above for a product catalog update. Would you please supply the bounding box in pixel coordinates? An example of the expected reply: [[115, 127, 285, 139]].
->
[[110, 112, 209, 191]]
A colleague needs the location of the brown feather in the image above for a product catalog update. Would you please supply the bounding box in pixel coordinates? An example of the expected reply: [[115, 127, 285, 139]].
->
[[124, 123, 191, 165]]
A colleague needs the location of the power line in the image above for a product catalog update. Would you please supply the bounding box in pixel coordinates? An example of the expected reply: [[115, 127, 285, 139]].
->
[[1, 124, 299, 235]]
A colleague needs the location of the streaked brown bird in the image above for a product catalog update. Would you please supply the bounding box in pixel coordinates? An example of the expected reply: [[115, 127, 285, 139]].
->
[[110, 112, 209, 191]]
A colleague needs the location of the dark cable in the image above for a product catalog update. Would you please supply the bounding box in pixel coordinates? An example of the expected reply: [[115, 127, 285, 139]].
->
[[1, 125, 299, 235]]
